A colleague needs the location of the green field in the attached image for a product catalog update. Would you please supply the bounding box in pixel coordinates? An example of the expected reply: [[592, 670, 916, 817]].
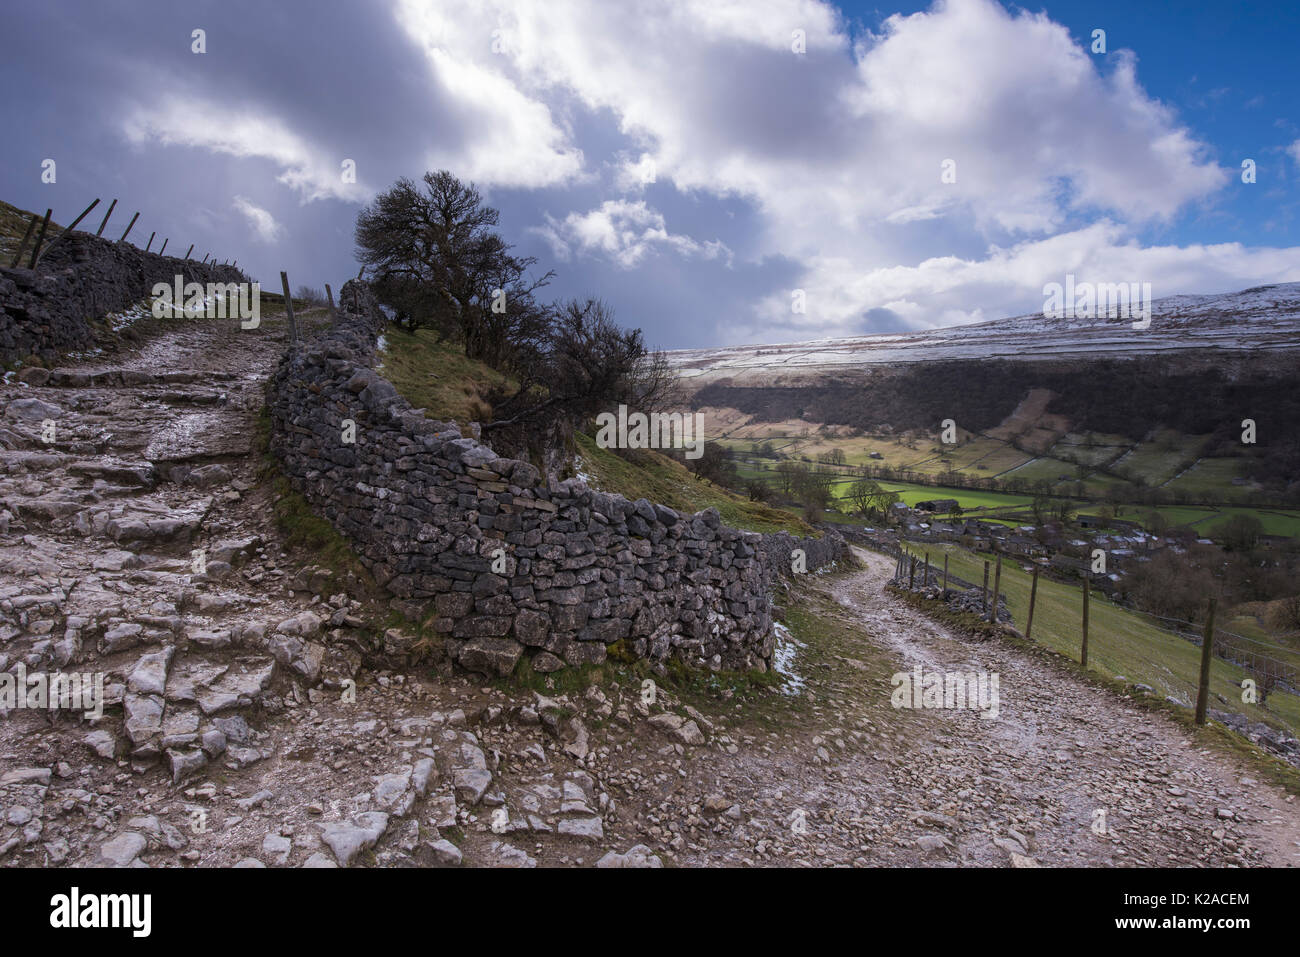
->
[[1051, 431, 1132, 469], [714, 407, 1286, 526], [1133, 504, 1300, 538], [900, 542, 1300, 736], [731, 443, 1299, 541], [868, 481, 1030, 513], [1166, 458, 1247, 496], [999, 456, 1084, 484], [1117, 430, 1206, 486]]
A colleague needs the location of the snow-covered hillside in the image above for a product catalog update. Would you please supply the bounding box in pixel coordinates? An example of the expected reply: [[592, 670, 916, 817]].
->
[[670, 283, 1300, 380]]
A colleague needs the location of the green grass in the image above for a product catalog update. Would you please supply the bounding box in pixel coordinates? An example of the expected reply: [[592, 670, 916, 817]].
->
[[1211, 507, 1300, 539], [1118, 430, 1206, 485], [1133, 504, 1300, 538], [0, 199, 66, 264], [377, 328, 815, 536], [1000, 455, 1085, 484], [576, 432, 813, 535], [718, 417, 1289, 528], [1049, 431, 1132, 469], [901, 541, 1300, 737], [267, 476, 370, 575], [378, 325, 512, 424], [822, 476, 1032, 516], [1165, 457, 1247, 496]]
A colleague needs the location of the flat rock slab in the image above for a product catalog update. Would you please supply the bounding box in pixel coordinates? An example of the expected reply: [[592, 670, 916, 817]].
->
[[144, 412, 250, 462], [319, 812, 389, 866]]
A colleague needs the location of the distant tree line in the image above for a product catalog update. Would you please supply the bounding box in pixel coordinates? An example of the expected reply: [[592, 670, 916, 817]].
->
[[1121, 531, 1300, 625], [694, 357, 1300, 502]]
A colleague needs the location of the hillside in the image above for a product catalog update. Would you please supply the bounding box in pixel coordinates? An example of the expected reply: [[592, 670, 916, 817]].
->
[[677, 283, 1300, 511], [0, 199, 66, 265], [671, 282, 1300, 382], [376, 324, 814, 536]]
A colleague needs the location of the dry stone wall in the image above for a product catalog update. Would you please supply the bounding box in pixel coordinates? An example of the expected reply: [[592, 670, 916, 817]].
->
[[268, 281, 844, 677], [0, 229, 244, 365]]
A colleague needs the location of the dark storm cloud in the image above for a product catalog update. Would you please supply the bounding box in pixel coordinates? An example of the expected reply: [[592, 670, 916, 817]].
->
[[3, 0, 1294, 349], [0, 2, 455, 294], [0, 0, 753, 346]]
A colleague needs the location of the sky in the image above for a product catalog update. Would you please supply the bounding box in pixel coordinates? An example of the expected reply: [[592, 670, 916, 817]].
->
[[3, 0, 1299, 350]]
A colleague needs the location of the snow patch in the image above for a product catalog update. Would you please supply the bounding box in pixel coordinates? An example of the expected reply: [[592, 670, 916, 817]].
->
[[104, 299, 155, 333], [772, 622, 806, 696]]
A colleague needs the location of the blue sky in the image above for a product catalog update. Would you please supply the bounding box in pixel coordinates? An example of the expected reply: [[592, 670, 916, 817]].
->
[[3, 0, 1298, 349]]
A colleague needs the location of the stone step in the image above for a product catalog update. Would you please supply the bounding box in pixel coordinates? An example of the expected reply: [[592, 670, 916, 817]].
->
[[18, 368, 237, 388]]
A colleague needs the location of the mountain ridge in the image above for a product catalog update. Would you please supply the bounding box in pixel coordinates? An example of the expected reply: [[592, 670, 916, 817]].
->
[[670, 282, 1300, 382]]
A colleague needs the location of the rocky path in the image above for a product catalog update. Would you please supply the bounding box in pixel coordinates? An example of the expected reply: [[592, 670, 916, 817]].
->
[[571, 551, 1300, 868], [812, 549, 1300, 866], [0, 310, 674, 868], [0, 313, 1296, 868]]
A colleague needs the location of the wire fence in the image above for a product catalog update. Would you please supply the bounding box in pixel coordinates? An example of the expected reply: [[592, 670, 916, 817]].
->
[[6, 196, 234, 272], [872, 538, 1300, 729]]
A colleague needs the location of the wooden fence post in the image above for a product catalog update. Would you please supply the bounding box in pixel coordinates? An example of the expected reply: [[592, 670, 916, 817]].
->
[[990, 556, 1002, 624], [981, 560, 990, 615], [924, 552, 930, 588], [185, 244, 194, 260], [10, 213, 39, 268], [119, 211, 140, 243], [1195, 598, 1218, 726], [95, 198, 117, 237], [908, 557, 915, 590], [1081, 577, 1090, 667], [326, 283, 339, 322], [1026, 566, 1040, 640], [27, 209, 53, 268], [281, 271, 298, 345], [32, 199, 101, 267], [145, 231, 155, 253], [158, 238, 168, 256]]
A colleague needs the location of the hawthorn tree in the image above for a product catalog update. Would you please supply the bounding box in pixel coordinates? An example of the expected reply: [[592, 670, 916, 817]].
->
[[354, 170, 552, 369]]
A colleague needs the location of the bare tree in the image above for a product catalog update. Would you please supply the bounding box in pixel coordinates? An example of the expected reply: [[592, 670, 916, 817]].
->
[[688, 443, 737, 486], [774, 460, 801, 498], [848, 477, 900, 520], [483, 298, 664, 433], [294, 285, 327, 308], [355, 170, 553, 368]]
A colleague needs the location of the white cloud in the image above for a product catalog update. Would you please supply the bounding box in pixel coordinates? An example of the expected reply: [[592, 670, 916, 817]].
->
[[727, 222, 1300, 343], [612, 153, 660, 193], [391, 0, 585, 188], [124, 0, 1300, 345], [123, 96, 369, 203], [437, 0, 1225, 237], [378, 0, 1285, 343], [533, 200, 730, 268], [232, 196, 285, 243]]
